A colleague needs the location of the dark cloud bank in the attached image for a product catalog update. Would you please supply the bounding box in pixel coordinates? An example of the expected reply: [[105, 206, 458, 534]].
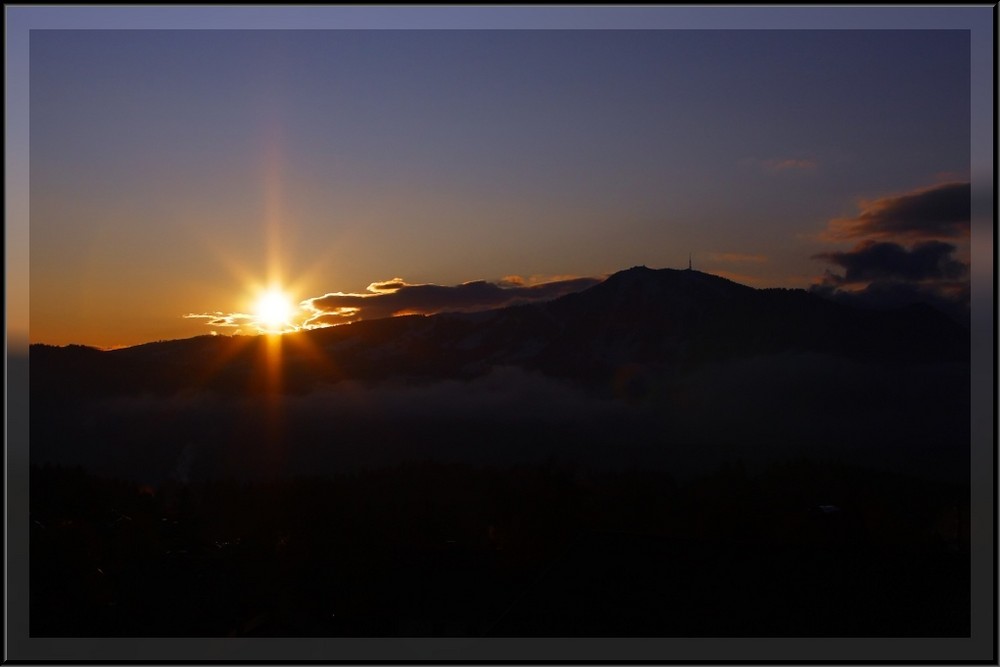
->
[[303, 276, 602, 327], [811, 182, 971, 323], [814, 240, 967, 285], [824, 181, 971, 241]]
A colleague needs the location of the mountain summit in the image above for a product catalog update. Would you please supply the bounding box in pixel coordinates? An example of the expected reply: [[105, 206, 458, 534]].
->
[[31, 267, 968, 399]]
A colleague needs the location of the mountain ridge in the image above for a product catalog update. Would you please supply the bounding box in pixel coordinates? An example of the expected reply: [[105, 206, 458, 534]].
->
[[29, 266, 971, 485], [30, 266, 968, 400]]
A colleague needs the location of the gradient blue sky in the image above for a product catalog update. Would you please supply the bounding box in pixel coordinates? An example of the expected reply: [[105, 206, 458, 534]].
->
[[8, 7, 993, 348]]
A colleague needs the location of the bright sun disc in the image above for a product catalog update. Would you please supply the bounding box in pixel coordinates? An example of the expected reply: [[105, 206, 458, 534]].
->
[[254, 289, 293, 331]]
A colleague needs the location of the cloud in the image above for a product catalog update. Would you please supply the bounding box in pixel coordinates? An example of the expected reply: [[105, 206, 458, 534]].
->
[[812, 240, 968, 286], [762, 157, 817, 171], [186, 275, 601, 335], [301, 307, 362, 329], [301, 275, 601, 326], [810, 240, 970, 324], [184, 310, 301, 335], [367, 278, 408, 293], [184, 311, 256, 328], [498, 275, 526, 287], [823, 181, 971, 241], [809, 181, 972, 323]]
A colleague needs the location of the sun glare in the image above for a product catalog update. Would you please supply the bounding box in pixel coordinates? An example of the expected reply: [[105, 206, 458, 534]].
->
[[254, 289, 294, 332]]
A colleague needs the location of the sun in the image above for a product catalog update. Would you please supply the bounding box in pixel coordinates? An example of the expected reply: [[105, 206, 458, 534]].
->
[[254, 289, 294, 332]]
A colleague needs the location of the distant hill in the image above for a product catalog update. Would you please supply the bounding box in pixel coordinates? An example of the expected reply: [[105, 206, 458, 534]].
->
[[31, 267, 969, 400]]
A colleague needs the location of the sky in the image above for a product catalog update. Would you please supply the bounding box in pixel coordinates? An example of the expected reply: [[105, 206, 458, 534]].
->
[[12, 8, 992, 348]]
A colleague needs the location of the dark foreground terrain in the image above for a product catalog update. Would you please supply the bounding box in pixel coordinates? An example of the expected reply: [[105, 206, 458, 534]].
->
[[31, 459, 968, 637], [29, 268, 971, 637]]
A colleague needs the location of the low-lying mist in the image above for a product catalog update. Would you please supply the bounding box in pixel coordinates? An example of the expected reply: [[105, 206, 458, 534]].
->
[[32, 353, 970, 486]]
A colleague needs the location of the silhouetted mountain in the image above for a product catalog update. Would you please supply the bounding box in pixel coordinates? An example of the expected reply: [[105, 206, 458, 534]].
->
[[27, 267, 971, 639], [29, 267, 970, 485], [30, 267, 968, 401]]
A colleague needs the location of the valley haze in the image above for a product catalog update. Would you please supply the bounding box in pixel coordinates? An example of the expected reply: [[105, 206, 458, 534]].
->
[[31, 267, 969, 483]]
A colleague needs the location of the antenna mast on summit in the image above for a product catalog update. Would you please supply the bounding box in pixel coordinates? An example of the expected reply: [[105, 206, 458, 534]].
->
[[688, 253, 692, 271]]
